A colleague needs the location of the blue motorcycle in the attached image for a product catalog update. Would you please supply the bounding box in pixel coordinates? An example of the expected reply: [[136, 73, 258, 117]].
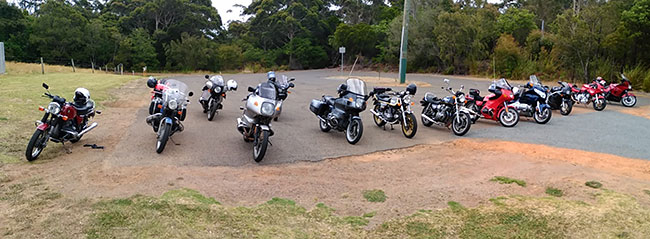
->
[[509, 75, 552, 124]]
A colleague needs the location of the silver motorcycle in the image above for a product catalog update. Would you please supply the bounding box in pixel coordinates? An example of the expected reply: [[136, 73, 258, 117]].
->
[[200, 75, 238, 121], [237, 82, 281, 162]]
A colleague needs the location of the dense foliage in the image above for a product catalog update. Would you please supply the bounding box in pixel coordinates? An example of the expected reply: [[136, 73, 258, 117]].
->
[[2, 0, 650, 89]]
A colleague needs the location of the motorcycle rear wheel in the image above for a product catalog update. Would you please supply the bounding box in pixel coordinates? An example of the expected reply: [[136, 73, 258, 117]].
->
[[373, 105, 386, 127], [421, 105, 434, 127], [253, 130, 270, 162], [401, 112, 417, 138], [499, 108, 519, 128], [319, 119, 331, 132], [25, 129, 48, 161], [533, 107, 552, 124], [452, 112, 471, 136], [346, 118, 363, 145], [156, 123, 171, 154], [622, 95, 637, 107]]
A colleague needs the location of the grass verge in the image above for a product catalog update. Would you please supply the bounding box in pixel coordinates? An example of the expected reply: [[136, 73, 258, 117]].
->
[[546, 187, 564, 197], [363, 189, 387, 203], [490, 176, 527, 187], [0, 62, 139, 163]]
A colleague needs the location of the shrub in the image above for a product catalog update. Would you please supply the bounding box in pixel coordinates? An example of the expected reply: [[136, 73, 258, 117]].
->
[[493, 34, 525, 78]]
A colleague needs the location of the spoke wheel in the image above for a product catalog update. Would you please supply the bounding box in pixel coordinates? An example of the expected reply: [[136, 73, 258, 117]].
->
[[25, 129, 48, 161], [373, 105, 386, 127], [401, 112, 417, 138], [421, 105, 433, 127], [452, 112, 471, 136]]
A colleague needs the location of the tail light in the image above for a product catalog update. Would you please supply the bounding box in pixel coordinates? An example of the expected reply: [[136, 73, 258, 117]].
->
[[62, 116, 69, 121], [38, 106, 45, 111]]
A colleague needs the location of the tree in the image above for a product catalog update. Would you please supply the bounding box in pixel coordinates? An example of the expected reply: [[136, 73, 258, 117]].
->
[[115, 28, 158, 70], [0, 0, 33, 61], [30, 0, 88, 63], [165, 33, 217, 71], [493, 34, 524, 78], [497, 8, 538, 46]]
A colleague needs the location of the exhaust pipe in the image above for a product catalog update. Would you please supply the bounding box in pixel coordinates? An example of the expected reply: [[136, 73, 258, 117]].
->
[[421, 114, 435, 123], [236, 118, 247, 134], [73, 122, 98, 138], [146, 113, 162, 126]]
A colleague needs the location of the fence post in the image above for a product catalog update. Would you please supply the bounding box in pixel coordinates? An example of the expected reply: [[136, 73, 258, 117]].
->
[[71, 58, 76, 72], [0, 42, 5, 74], [91, 62, 95, 73], [40, 57, 44, 74]]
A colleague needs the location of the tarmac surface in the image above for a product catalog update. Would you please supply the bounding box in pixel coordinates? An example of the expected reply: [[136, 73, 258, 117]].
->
[[108, 69, 650, 166]]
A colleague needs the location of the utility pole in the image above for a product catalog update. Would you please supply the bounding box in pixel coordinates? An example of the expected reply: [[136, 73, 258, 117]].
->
[[0, 42, 5, 74], [398, 0, 411, 84]]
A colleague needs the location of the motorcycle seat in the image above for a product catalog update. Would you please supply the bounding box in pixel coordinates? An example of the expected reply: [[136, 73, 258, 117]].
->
[[552, 86, 561, 92], [323, 95, 336, 105], [376, 94, 391, 102], [372, 87, 392, 95], [73, 100, 95, 116]]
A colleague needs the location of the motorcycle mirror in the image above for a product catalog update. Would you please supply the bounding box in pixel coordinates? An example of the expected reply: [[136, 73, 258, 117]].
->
[[42, 83, 49, 89], [460, 85, 465, 91], [188, 92, 194, 97], [248, 86, 255, 92], [289, 83, 295, 88], [289, 78, 295, 82], [204, 75, 210, 79], [443, 79, 450, 85], [239, 106, 245, 110]]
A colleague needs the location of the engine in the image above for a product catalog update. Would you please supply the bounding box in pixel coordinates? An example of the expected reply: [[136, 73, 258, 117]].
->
[[575, 93, 590, 104], [511, 102, 532, 113], [326, 110, 346, 129], [430, 104, 450, 122], [379, 105, 399, 122]]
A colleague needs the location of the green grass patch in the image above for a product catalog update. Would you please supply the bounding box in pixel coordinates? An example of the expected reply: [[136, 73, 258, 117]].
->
[[490, 176, 527, 187], [448, 201, 465, 212], [585, 181, 603, 189], [546, 187, 564, 197], [644, 190, 650, 196], [363, 189, 387, 203], [0, 67, 139, 163], [363, 211, 377, 218]]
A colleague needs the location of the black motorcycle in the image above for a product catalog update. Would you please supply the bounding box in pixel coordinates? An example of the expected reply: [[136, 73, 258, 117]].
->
[[509, 75, 552, 124], [369, 83, 418, 138], [420, 79, 472, 136], [200, 75, 238, 121], [309, 78, 369, 144], [145, 79, 193, 153], [547, 81, 574, 116]]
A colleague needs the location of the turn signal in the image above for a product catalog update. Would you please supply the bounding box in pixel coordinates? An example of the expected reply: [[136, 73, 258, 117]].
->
[[276, 107, 280, 111], [157, 104, 163, 109], [348, 97, 354, 102], [410, 102, 415, 106], [288, 91, 292, 94], [254, 101, 259, 106], [38, 106, 45, 111], [178, 111, 182, 115], [62, 116, 69, 121], [222, 93, 225, 97]]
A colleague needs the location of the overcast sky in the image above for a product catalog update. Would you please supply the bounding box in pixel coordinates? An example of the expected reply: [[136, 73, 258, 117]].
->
[[213, 0, 252, 26]]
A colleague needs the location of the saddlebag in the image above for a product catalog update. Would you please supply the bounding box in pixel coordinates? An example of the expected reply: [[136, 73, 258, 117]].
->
[[309, 99, 327, 116]]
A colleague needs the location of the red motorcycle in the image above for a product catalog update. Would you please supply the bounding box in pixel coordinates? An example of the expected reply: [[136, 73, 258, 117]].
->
[[602, 74, 636, 107], [25, 83, 100, 161], [466, 78, 520, 127], [569, 79, 607, 111]]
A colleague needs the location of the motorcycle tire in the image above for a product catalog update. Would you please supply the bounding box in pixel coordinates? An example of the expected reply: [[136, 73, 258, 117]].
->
[[560, 101, 573, 116], [593, 98, 607, 111], [346, 118, 363, 145], [401, 112, 417, 138], [468, 103, 480, 124], [253, 130, 270, 163], [25, 129, 48, 161], [499, 108, 519, 128], [207, 105, 217, 121], [452, 112, 471, 136], [149, 101, 155, 115], [373, 105, 386, 127], [156, 123, 171, 154], [319, 119, 331, 132], [622, 95, 637, 107], [533, 107, 552, 124], [421, 105, 433, 127]]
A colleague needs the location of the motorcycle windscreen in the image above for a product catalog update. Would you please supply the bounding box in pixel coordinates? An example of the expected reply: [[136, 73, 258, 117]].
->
[[162, 79, 189, 105], [209, 76, 225, 86], [277, 75, 289, 88], [529, 75, 541, 86], [494, 78, 512, 90], [346, 78, 367, 96], [257, 82, 277, 100]]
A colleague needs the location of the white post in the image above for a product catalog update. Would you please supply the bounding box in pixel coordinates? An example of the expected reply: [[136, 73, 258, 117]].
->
[[339, 47, 346, 74], [0, 42, 5, 74]]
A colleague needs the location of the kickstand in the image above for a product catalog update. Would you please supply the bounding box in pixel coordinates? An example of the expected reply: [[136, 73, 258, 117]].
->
[[390, 124, 394, 130], [268, 140, 273, 146], [170, 137, 181, 146]]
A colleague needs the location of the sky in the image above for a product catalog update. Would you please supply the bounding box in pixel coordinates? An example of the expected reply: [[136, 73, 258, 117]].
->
[[213, 0, 253, 26]]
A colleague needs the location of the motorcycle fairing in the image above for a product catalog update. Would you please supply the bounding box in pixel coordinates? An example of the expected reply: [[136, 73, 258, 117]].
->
[[37, 123, 49, 131]]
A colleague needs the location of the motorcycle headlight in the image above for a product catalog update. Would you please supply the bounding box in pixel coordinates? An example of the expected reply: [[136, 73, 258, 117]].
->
[[168, 100, 178, 110], [213, 86, 222, 94], [403, 95, 411, 104], [261, 102, 275, 116], [48, 102, 61, 114], [457, 95, 466, 104], [629, 85, 632, 90], [355, 98, 365, 108], [390, 97, 398, 105]]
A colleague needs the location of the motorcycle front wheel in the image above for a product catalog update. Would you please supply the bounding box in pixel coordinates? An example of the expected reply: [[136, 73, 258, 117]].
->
[[593, 98, 607, 111], [622, 95, 637, 107], [499, 108, 519, 128], [346, 118, 363, 145], [373, 105, 386, 127], [25, 129, 48, 161], [207, 100, 217, 121], [452, 112, 471, 136], [156, 123, 171, 154], [401, 112, 417, 138], [560, 100, 573, 116], [253, 130, 270, 162], [533, 107, 552, 124]]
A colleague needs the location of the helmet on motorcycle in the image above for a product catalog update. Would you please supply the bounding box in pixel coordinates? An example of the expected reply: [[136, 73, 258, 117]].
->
[[227, 79, 238, 91], [74, 88, 90, 105], [337, 83, 348, 94], [147, 76, 157, 88], [406, 83, 417, 95], [267, 71, 276, 82]]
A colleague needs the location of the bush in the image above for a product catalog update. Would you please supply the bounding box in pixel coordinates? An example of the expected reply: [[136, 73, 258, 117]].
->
[[493, 34, 525, 78], [623, 65, 648, 90]]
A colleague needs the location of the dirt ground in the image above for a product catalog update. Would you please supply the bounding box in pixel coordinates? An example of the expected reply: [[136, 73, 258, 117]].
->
[[2, 77, 650, 227]]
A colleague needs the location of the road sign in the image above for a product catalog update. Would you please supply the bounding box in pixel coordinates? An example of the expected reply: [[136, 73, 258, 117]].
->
[[339, 47, 346, 54]]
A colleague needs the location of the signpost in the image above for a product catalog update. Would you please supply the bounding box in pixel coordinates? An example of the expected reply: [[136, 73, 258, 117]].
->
[[398, 0, 411, 84], [0, 42, 6, 74], [339, 47, 346, 73]]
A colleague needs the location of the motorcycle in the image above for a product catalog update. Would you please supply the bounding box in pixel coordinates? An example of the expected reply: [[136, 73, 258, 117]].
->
[[369, 83, 418, 138], [603, 74, 636, 107], [309, 78, 369, 144], [145, 80, 193, 153], [466, 78, 520, 127], [26, 83, 100, 161], [420, 79, 472, 136], [271, 75, 295, 121], [199, 75, 238, 121], [570, 79, 607, 111], [236, 82, 282, 162], [509, 75, 552, 124], [547, 81, 575, 116]]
